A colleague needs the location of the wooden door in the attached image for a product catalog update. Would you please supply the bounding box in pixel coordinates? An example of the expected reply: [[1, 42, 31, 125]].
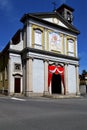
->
[[15, 78, 21, 93]]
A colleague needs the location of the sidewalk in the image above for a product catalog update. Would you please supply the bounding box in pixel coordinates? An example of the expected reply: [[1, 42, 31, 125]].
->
[[0, 93, 84, 99]]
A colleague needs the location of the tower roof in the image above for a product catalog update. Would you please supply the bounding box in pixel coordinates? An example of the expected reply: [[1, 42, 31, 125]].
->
[[56, 4, 74, 12]]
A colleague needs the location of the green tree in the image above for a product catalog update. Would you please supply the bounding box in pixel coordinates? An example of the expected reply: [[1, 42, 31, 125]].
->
[[82, 70, 87, 75], [82, 70, 87, 80]]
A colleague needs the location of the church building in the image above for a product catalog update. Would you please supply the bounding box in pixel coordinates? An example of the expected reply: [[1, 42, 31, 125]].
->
[[0, 4, 80, 96]]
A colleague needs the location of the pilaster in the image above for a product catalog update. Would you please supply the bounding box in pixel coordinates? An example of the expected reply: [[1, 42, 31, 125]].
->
[[75, 65, 80, 95], [8, 57, 11, 95], [64, 63, 69, 95], [25, 57, 33, 96], [26, 22, 30, 47], [44, 60, 49, 95]]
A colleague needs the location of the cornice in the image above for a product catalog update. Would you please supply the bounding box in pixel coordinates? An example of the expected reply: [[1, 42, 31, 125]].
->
[[21, 47, 79, 61]]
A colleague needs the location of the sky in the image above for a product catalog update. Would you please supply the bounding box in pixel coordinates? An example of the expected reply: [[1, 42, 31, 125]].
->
[[0, 0, 87, 74]]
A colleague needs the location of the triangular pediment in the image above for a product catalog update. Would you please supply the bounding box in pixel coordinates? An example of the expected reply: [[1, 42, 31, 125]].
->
[[21, 11, 80, 34], [30, 12, 78, 32], [34, 12, 80, 34], [42, 17, 68, 28]]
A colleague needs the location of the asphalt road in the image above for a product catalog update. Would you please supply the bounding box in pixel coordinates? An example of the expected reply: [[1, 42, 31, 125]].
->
[[0, 96, 87, 130]]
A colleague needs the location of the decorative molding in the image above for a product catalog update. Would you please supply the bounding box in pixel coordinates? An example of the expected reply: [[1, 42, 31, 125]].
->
[[13, 73, 23, 77], [29, 57, 34, 61], [33, 28, 43, 32], [43, 59, 49, 63], [32, 25, 44, 49]]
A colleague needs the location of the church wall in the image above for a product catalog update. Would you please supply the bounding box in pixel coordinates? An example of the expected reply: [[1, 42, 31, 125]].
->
[[0, 53, 8, 93], [64, 34, 67, 55], [22, 60, 26, 94], [23, 27, 27, 48], [26, 23, 32, 47], [28, 21, 77, 59], [24, 19, 79, 96], [44, 29, 48, 50], [10, 31, 23, 51], [0, 56, 4, 92], [8, 54, 23, 95], [0, 4, 80, 96], [29, 50, 79, 95], [29, 24, 32, 47], [75, 39, 78, 57], [68, 64, 76, 94], [10, 40, 23, 51], [32, 59, 44, 93]]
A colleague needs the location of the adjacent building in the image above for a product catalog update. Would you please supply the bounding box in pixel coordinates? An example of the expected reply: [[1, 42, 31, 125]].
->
[[0, 4, 80, 96]]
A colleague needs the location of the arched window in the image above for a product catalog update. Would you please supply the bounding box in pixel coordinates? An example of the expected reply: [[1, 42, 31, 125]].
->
[[68, 39, 75, 56], [34, 28, 43, 49]]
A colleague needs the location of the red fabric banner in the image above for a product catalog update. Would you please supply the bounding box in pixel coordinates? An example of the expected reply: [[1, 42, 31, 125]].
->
[[48, 65, 66, 94]]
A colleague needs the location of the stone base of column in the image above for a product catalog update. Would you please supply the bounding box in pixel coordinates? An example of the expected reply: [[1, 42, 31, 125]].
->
[[25, 91, 33, 97], [65, 90, 69, 95], [76, 92, 80, 96], [8, 92, 14, 96], [43, 91, 50, 96]]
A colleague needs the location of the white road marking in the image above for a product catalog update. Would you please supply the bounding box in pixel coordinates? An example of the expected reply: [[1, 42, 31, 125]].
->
[[11, 97, 26, 101]]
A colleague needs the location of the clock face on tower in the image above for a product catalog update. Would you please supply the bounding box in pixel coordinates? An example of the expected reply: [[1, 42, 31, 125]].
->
[[53, 18, 59, 24]]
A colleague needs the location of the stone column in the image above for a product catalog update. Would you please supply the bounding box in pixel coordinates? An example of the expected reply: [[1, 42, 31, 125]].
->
[[8, 57, 11, 95], [20, 31, 22, 41], [64, 63, 68, 95], [26, 23, 30, 47], [75, 39, 78, 57], [44, 60, 49, 95], [64, 34, 67, 55], [75, 65, 80, 95], [44, 29, 47, 50], [26, 58, 33, 96]]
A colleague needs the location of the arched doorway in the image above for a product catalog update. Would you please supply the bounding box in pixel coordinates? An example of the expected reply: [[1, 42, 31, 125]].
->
[[52, 73, 61, 94]]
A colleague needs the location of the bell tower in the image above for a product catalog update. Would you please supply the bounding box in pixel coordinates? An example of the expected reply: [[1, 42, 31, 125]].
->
[[56, 4, 74, 24]]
